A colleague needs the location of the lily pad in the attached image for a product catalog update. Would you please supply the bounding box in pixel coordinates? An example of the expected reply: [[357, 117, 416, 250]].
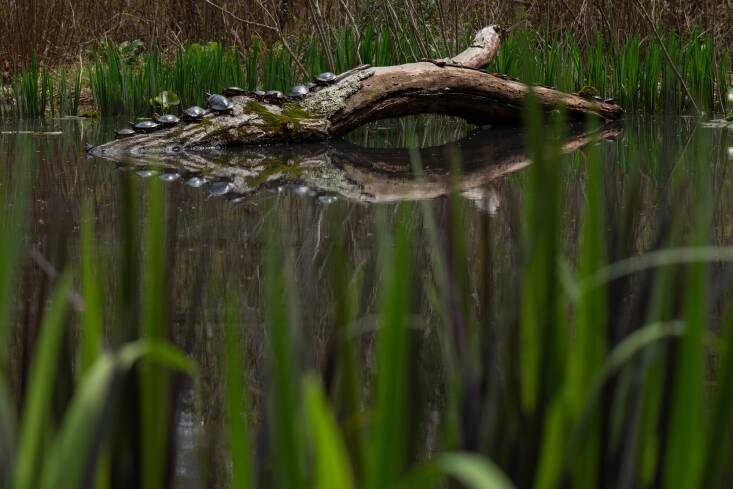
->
[[150, 91, 181, 111]]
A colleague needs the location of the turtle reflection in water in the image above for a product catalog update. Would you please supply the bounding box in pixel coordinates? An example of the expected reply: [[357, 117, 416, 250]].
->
[[208, 180, 232, 196], [160, 172, 180, 182], [185, 176, 206, 188]]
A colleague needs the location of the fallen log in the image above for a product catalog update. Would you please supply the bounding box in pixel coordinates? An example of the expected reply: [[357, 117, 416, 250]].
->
[[91, 25, 623, 157]]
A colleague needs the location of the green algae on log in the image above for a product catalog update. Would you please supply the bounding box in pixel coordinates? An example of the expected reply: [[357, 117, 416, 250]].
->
[[90, 26, 623, 158]]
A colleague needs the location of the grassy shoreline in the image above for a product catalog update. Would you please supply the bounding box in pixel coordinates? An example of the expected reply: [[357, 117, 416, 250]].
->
[[2, 26, 731, 119]]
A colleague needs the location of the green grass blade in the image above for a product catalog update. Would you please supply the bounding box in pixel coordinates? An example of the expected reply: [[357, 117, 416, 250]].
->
[[38, 354, 118, 489], [12, 272, 73, 489], [435, 453, 516, 489], [365, 207, 412, 489], [663, 132, 710, 489], [224, 299, 253, 489], [0, 377, 17, 487], [701, 299, 733, 486], [79, 201, 103, 376], [265, 216, 306, 489], [304, 374, 355, 489], [0, 144, 31, 372], [39, 339, 197, 489], [140, 178, 170, 489]]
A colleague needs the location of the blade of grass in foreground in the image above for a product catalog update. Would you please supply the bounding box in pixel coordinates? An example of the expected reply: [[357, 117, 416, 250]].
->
[[567, 121, 606, 488], [701, 298, 733, 486], [79, 201, 103, 376], [304, 374, 355, 489], [365, 207, 412, 489], [265, 216, 306, 489], [663, 134, 710, 489], [141, 178, 170, 489], [12, 273, 73, 489], [224, 299, 253, 489], [38, 339, 196, 489], [0, 377, 16, 487], [0, 143, 31, 371], [397, 452, 516, 489]]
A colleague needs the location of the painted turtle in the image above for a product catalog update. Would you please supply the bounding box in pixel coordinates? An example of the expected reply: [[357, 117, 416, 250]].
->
[[157, 114, 180, 126], [207, 94, 234, 113], [315, 72, 336, 84], [132, 120, 160, 133], [253, 90, 266, 97], [288, 84, 309, 98], [265, 90, 284, 99], [182, 106, 206, 121], [223, 86, 247, 96], [115, 128, 136, 139]]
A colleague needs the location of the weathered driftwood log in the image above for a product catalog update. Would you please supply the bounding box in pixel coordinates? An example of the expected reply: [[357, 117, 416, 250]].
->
[[103, 123, 622, 203], [91, 25, 623, 157]]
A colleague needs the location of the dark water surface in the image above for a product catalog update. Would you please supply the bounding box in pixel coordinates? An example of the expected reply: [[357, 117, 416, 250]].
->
[[2, 115, 732, 486]]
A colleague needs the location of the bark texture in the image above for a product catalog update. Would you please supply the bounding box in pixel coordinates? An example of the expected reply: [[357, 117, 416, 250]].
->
[[91, 25, 623, 157]]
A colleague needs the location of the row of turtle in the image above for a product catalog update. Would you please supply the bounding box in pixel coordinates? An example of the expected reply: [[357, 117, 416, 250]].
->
[[115, 71, 338, 139], [224, 71, 337, 100], [130, 166, 339, 205], [116, 93, 235, 138]]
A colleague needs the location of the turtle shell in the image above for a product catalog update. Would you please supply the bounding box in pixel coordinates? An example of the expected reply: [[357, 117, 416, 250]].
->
[[265, 90, 284, 99], [133, 120, 160, 132], [157, 114, 180, 126], [315, 71, 336, 84], [223, 86, 247, 96], [115, 128, 136, 138], [306, 82, 317, 90], [160, 172, 180, 182], [182, 106, 206, 120], [209, 180, 233, 196], [185, 176, 206, 188], [288, 84, 309, 98], [136, 169, 159, 178], [207, 94, 234, 112], [253, 90, 266, 97]]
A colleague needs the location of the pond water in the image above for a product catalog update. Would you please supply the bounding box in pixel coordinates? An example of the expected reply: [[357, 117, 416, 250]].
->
[[1, 114, 732, 486]]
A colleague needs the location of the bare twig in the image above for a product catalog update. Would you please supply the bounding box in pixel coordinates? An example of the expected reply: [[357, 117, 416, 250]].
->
[[306, 0, 337, 70], [203, 0, 277, 31], [632, 0, 701, 114], [338, 0, 363, 64], [252, 0, 310, 78]]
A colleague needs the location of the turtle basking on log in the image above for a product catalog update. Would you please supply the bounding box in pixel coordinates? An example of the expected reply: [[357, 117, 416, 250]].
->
[[90, 25, 623, 158]]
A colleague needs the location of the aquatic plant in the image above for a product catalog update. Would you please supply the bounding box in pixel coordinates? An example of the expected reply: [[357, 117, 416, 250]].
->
[[2, 94, 733, 489], [6, 24, 731, 119]]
